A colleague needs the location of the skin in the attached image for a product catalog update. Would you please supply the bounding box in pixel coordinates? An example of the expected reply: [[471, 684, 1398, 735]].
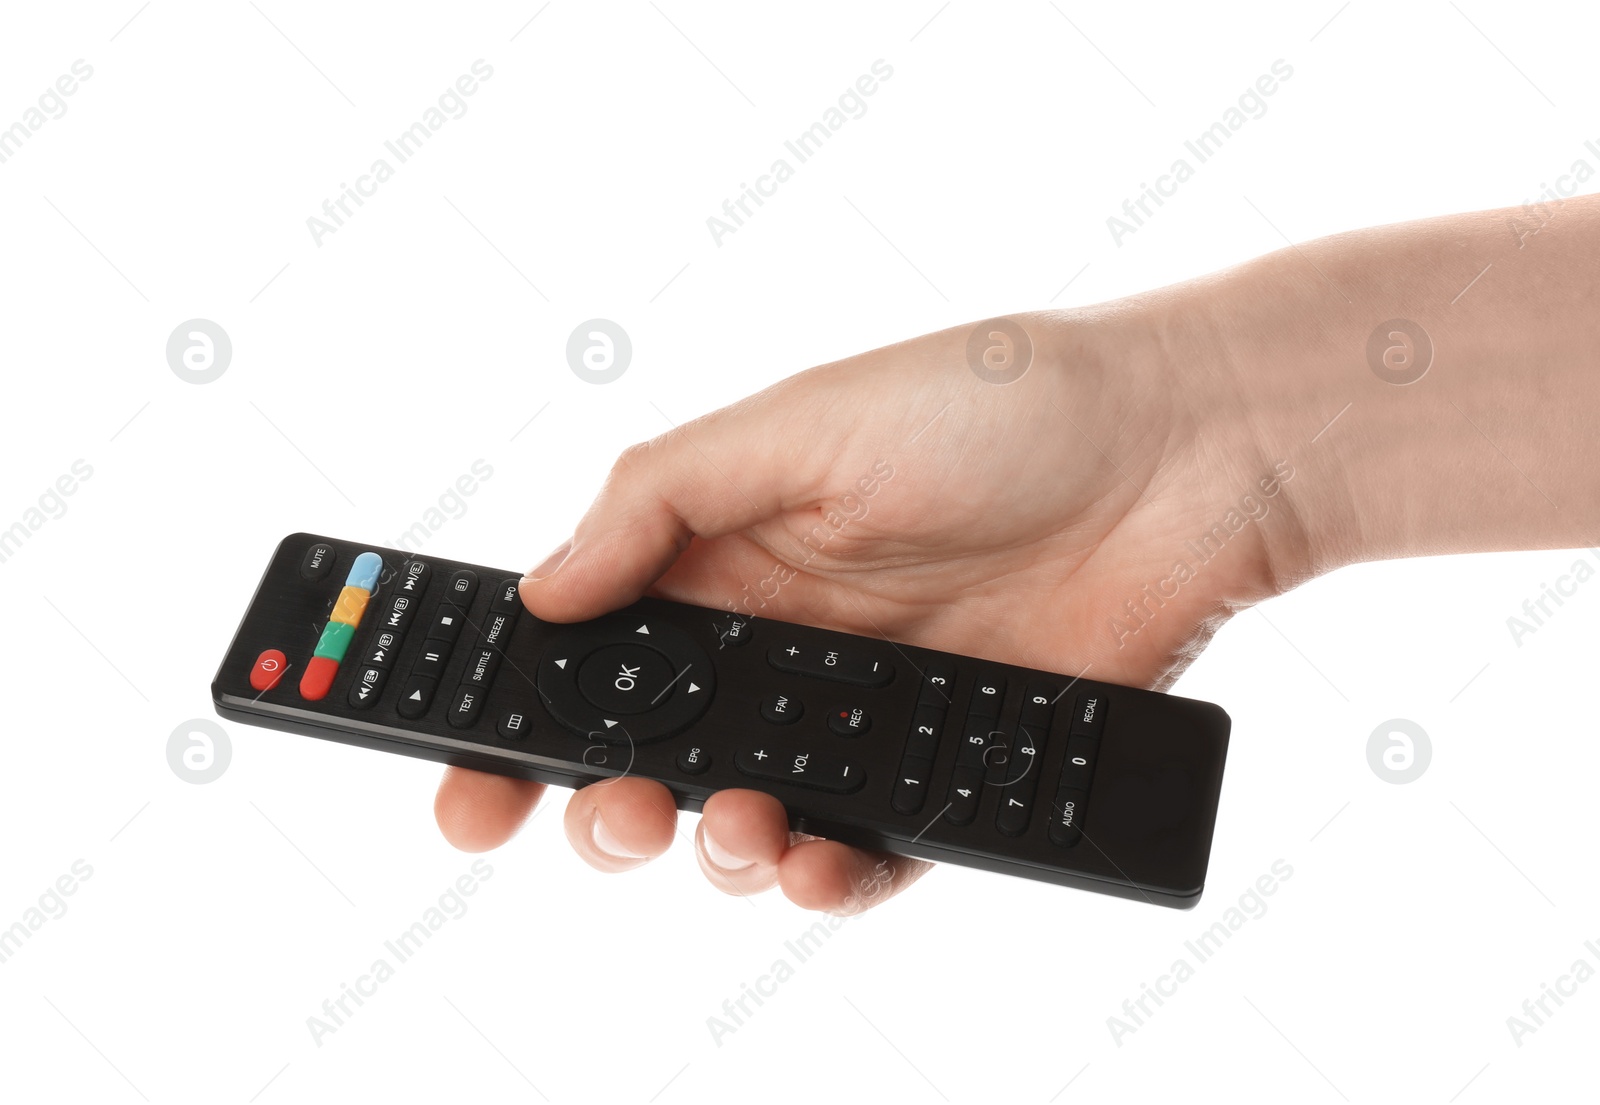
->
[[435, 195, 1600, 914]]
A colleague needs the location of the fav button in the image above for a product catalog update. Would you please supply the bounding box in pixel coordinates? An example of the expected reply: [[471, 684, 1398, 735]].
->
[[250, 649, 288, 692], [760, 693, 802, 724]]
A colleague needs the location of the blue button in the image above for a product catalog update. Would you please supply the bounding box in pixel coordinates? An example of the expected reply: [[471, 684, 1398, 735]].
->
[[346, 551, 383, 592]]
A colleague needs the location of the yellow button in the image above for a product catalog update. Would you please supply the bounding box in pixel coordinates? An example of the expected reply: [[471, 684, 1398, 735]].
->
[[330, 585, 370, 627]]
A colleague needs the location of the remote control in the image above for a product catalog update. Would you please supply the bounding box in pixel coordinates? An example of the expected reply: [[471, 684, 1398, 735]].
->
[[212, 534, 1231, 907]]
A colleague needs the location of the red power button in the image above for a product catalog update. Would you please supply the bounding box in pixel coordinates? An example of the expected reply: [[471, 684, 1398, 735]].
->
[[250, 649, 288, 692]]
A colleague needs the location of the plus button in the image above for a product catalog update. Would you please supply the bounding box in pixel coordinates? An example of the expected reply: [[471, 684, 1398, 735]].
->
[[753, 749, 769, 760], [785, 646, 800, 657]]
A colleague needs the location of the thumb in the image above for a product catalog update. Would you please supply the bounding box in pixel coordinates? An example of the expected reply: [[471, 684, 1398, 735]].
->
[[519, 419, 797, 623]]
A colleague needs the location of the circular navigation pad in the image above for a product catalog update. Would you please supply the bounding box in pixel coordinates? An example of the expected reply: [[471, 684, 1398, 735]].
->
[[577, 643, 676, 715], [537, 613, 715, 744]]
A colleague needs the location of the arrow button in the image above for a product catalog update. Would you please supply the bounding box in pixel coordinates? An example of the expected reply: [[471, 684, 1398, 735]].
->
[[395, 674, 439, 719]]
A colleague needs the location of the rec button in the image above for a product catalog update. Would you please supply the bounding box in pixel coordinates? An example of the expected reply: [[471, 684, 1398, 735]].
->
[[828, 707, 871, 737]]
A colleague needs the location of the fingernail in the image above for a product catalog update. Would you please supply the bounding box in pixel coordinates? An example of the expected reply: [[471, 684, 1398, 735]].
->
[[700, 825, 753, 873], [523, 540, 572, 583], [590, 812, 648, 862]]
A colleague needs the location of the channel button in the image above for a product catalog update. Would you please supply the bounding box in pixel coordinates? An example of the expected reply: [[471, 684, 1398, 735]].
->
[[767, 642, 893, 687]]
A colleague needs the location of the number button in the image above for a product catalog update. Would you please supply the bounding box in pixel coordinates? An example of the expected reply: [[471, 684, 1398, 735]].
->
[[916, 660, 957, 710], [904, 707, 944, 760], [1060, 736, 1098, 791], [892, 757, 934, 815], [968, 675, 1007, 720], [944, 765, 983, 826]]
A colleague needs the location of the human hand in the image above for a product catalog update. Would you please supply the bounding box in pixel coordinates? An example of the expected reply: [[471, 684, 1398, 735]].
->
[[435, 195, 1600, 913], [433, 303, 1291, 913]]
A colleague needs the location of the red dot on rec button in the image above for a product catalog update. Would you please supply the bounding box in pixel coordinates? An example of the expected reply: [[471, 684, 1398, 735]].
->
[[250, 649, 288, 692]]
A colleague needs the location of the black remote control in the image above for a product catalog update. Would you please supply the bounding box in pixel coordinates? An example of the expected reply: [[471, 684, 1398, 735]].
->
[[212, 534, 1231, 907]]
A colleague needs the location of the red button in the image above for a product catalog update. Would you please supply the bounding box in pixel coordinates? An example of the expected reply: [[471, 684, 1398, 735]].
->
[[250, 649, 288, 692], [300, 656, 339, 701]]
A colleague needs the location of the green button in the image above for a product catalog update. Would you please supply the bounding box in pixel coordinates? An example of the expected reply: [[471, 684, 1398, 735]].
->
[[313, 621, 356, 662]]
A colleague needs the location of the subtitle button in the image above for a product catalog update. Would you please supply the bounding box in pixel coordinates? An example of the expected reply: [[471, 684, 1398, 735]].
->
[[250, 649, 288, 692]]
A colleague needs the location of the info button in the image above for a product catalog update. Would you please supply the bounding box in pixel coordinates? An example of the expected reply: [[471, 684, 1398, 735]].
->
[[577, 644, 677, 715]]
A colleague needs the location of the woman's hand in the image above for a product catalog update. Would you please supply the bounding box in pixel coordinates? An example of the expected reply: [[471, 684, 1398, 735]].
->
[[433, 301, 1289, 913], [436, 194, 1600, 914]]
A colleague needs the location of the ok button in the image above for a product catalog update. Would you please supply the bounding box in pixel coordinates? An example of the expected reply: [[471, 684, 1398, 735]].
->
[[577, 644, 678, 715]]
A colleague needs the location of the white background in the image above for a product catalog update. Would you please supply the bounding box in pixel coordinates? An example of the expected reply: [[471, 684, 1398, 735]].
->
[[1, 1, 1596, 1101]]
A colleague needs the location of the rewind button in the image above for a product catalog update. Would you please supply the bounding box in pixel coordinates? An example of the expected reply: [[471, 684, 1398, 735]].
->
[[347, 666, 388, 710]]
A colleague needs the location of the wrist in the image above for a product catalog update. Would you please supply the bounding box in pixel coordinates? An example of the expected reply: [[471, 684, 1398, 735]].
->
[[1153, 199, 1600, 582], [1085, 280, 1327, 604]]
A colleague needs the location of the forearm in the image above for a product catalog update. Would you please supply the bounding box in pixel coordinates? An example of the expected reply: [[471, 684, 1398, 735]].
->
[[1148, 195, 1600, 582]]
